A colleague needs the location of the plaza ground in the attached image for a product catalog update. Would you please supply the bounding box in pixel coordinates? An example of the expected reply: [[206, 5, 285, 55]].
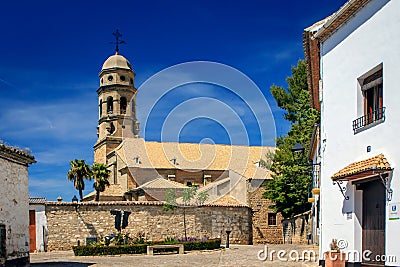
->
[[30, 244, 319, 267]]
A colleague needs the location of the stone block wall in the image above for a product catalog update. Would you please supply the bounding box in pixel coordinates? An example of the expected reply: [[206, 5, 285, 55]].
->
[[248, 180, 283, 244], [45, 202, 252, 251], [282, 211, 312, 244]]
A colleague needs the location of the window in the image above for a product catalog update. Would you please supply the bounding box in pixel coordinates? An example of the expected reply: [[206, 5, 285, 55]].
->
[[0, 224, 5, 258], [99, 99, 102, 118], [120, 75, 126, 81], [353, 66, 385, 132], [268, 213, 277, 226], [363, 69, 383, 124], [107, 97, 113, 113], [120, 97, 127, 114], [108, 75, 113, 81]]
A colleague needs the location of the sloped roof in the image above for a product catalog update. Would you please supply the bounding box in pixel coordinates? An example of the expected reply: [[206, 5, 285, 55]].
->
[[136, 177, 187, 190], [314, 0, 373, 41], [206, 195, 247, 207], [115, 138, 273, 179], [331, 153, 391, 180], [29, 197, 46, 204]]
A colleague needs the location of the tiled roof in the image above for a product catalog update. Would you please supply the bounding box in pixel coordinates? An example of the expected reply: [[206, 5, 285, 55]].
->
[[0, 143, 36, 165], [331, 154, 391, 180], [206, 195, 247, 207], [29, 197, 46, 204], [136, 177, 187, 189], [116, 138, 273, 179], [314, 0, 373, 41]]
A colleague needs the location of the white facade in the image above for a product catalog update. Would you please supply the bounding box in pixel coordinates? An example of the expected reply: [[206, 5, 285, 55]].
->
[[0, 144, 35, 267], [29, 199, 48, 252], [317, 0, 400, 265]]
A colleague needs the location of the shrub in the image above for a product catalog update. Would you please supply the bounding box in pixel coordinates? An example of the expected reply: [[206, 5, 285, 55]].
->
[[183, 238, 221, 251], [73, 244, 148, 256], [72, 238, 221, 256]]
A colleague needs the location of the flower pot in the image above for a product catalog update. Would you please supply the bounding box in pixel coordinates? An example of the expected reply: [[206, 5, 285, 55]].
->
[[311, 188, 320, 195], [308, 197, 315, 203], [324, 251, 346, 267]]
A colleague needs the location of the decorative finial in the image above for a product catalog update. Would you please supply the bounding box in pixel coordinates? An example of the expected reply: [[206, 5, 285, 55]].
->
[[111, 29, 126, 54]]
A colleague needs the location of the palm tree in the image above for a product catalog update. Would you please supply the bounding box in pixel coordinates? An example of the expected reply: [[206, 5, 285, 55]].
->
[[67, 159, 92, 201], [92, 163, 111, 201]]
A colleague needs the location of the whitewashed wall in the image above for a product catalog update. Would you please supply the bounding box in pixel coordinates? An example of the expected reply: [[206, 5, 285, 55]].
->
[[0, 157, 30, 262], [29, 205, 47, 252], [319, 0, 400, 265]]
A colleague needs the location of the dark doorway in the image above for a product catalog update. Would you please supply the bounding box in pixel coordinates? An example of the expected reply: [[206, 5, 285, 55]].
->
[[360, 179, 385, 265]]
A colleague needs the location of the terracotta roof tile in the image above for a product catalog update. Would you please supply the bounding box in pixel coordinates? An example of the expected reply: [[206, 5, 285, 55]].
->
[[137, 177, 187, 189], [331, 154, 391, 180], [115, 138, 273, 179]]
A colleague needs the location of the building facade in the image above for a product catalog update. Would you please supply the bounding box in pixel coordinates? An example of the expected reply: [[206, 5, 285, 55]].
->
[[305, 0, 400, 266], [29, 198, 48, 253], [0, 144, 35, 267]]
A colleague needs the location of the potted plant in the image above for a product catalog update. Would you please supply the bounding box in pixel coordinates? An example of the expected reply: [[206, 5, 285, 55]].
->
[[324, 239, 346, 267]]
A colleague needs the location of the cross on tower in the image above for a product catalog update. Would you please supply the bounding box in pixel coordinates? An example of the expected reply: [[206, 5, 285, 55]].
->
[[111, 29, 126, 54]]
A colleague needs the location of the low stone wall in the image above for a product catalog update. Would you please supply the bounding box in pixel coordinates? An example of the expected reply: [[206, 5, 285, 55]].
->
[[46, 202, 252, 251], [282, 211, 311, 244]]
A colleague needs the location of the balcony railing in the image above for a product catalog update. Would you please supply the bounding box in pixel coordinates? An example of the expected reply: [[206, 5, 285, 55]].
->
[[352, 107, 385, 132]]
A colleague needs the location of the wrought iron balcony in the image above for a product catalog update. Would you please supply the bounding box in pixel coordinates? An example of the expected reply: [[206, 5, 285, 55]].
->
[[352, 107, 385, 132]]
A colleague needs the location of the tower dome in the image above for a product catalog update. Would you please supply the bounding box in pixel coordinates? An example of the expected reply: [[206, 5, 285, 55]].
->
[[101, 53, 133, 71]]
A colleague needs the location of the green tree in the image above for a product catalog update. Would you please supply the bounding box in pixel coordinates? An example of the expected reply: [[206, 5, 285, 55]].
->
[[263, 60, 319, 218], [67, 159, 92, 201], [92, 163, 111, 201], [163, 187, 208, 240]]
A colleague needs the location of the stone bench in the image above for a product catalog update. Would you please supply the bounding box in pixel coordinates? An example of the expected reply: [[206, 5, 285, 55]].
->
[[147, 244, 184, 255]]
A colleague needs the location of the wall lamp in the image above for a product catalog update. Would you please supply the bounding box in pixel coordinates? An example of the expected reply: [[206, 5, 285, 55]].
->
[[291, 142, 320, 166]]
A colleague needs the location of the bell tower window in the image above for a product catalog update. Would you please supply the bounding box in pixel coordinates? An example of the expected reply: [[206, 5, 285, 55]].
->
[[99, 99, 103, 118], [120, 97, 127, 114], [107, 97, 113, 114]]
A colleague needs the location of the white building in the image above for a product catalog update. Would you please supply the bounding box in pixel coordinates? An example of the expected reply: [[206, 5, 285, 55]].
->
[[305, 0, 400, 266], [29, 198, 48, 252], [0, 143, 35, 267]]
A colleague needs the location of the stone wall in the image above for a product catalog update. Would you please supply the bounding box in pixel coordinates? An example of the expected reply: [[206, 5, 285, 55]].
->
[[46, 202, 252, 251], [282, 211, 312, 244], [0, 144, 35, 267], [248, 180, 283, 244]]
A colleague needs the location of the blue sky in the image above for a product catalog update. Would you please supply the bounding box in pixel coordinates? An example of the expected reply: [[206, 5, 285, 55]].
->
[[0, 0, 346, 201]]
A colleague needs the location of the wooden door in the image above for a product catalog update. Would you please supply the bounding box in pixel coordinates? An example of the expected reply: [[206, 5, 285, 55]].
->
[[362, 179, 385, 265], [29, 210, 36, 253]]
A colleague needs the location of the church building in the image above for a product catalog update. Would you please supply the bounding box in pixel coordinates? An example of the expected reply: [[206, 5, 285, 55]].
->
[[87, 43, 274, 210]]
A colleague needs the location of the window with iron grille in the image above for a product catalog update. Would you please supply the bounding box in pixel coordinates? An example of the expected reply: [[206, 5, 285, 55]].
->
[[268, 213, 277, 226], [353, 66, 385, 132]]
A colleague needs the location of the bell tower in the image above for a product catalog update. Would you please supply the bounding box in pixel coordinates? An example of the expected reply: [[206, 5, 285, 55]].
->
[[94, 44, 139, 164]]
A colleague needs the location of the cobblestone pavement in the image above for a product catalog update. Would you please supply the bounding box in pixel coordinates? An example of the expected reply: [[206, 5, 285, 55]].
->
[[30, 244, 319, 267]]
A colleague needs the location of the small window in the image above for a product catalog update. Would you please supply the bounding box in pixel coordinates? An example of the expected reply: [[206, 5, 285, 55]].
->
[[101, 78, 103, 85], [268, 213, 277, 226], [353, 66, 384, 132], [99, 99, 103, 118], [108, 75, 113, 81], [363, 69, 383, 124], [107, 97, 113, 113], [120, 75, 126, 81], [120, 97, 127, 114], [130, 78, 133, 84]]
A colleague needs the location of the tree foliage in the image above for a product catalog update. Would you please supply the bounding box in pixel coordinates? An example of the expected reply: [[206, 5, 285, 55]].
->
[[92, 163, 111, 201], [67, 159, 92, 201], [263, 60, 319, 218]]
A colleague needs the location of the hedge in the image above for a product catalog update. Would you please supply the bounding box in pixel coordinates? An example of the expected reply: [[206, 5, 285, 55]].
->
[[72, 238, 221, 256]]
